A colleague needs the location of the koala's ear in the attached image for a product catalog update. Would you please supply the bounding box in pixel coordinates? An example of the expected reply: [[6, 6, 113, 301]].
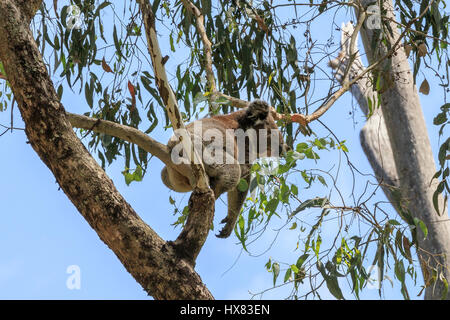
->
[[246, 99, 270, 124]]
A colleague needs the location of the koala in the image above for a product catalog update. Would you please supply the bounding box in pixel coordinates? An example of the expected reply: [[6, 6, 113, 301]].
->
[[161, 100, 288, 238]]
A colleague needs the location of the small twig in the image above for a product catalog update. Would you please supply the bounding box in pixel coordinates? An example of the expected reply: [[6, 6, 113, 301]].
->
[[381, 15, 450, 47], [10, 96, 15, 132], [0, 127, 9, 137], [342, 6, 366, 84], [305, 0, 434, 123], [180, 0, 216, 93], [0, 123, 24, 130]]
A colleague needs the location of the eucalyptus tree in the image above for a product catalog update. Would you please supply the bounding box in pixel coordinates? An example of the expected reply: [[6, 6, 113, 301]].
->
[[0, 0, 448, 299]]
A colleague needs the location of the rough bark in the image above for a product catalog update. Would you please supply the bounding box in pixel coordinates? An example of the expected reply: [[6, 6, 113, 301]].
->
[[172, 189, 215, 265], [0, 0, 213, 300]]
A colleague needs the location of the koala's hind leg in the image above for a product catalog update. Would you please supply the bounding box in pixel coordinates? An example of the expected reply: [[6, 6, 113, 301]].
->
[[207, 163, 241, 198], [216, 175, 250, 238]]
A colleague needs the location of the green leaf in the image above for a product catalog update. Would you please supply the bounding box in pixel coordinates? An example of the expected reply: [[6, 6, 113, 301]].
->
[[395, 260, 405, 283], [317, 176, 327, 187], [169, 32, 175, 52], [57, 84, 64, 100], [317, 261, 344, 300], [152, 0, 161, 14], [272, 263, 280, 286], [291, 197, 329, 217], [113, 25, 121, 57], [237, 178, 249, 192], [433, 112, 447, 125], [314, 235, 322, 257], [238, 214, 245, 234], [388, 219, 401, 226], [284, 268, 292, 283], [266, 198, 279, 213], [265, 259, 271, 270], [433, 188, 442, 215], [438, 138, 449, 167], [249, 176, 258, 193], [85, 81, 93, 108], [124, 172, 134, 186], [133, 165, 143, 181], [291, 184, 298, 196], [296, 142, 308, 152], [440, 273, 449, 300], [414, 218, 428, 239], [296, 254, 309, 268], [61, 5, 69, 28]]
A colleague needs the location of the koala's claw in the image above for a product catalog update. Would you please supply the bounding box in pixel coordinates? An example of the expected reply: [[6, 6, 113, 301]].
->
[[216, 226, 232, 238], [216, 217, 232, 238], [220, 217, 229, 224]]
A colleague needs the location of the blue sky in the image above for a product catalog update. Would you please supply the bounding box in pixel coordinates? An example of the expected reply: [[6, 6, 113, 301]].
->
[[0, 1, 447, 299]]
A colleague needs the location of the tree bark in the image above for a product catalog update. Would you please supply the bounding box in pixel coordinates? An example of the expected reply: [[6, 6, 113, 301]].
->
[[346, 0, 450, 299], [329, 22, 399, 203], [0, 0, 213, 300]]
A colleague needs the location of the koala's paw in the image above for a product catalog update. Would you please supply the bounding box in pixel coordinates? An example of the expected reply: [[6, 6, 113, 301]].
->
[[216, 217, 233, 238]]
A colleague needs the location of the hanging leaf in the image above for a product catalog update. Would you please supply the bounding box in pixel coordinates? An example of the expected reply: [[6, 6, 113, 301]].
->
[[127, 80, 135, 97], [419, 79, 430, 95], [102, 57, 113, 73], [317, 261, 344, 299], [272, 262, 280, 286], [414, 217, 428, 239], [404, 43, 412, 57], [403, 236, 413, 263], [417, 43, 428, 57]]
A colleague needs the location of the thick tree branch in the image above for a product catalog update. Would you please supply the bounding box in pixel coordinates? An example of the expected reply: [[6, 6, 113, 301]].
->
[[0, 0, 213, 299], [66, 112, 194, 182], [67, 112, 170, 164], [14, 0, 42, 22]]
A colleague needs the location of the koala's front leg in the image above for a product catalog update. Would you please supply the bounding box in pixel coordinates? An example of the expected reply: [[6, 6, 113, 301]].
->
[[217, 175, 250, 238]]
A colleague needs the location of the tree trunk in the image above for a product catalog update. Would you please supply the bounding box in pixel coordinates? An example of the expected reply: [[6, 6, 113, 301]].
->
[[357, 0, 450, 299], [0, 0, 213, 300]]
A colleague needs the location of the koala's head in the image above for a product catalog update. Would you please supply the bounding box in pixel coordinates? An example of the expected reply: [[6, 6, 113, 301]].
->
[[238, 99, 290, 158]]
